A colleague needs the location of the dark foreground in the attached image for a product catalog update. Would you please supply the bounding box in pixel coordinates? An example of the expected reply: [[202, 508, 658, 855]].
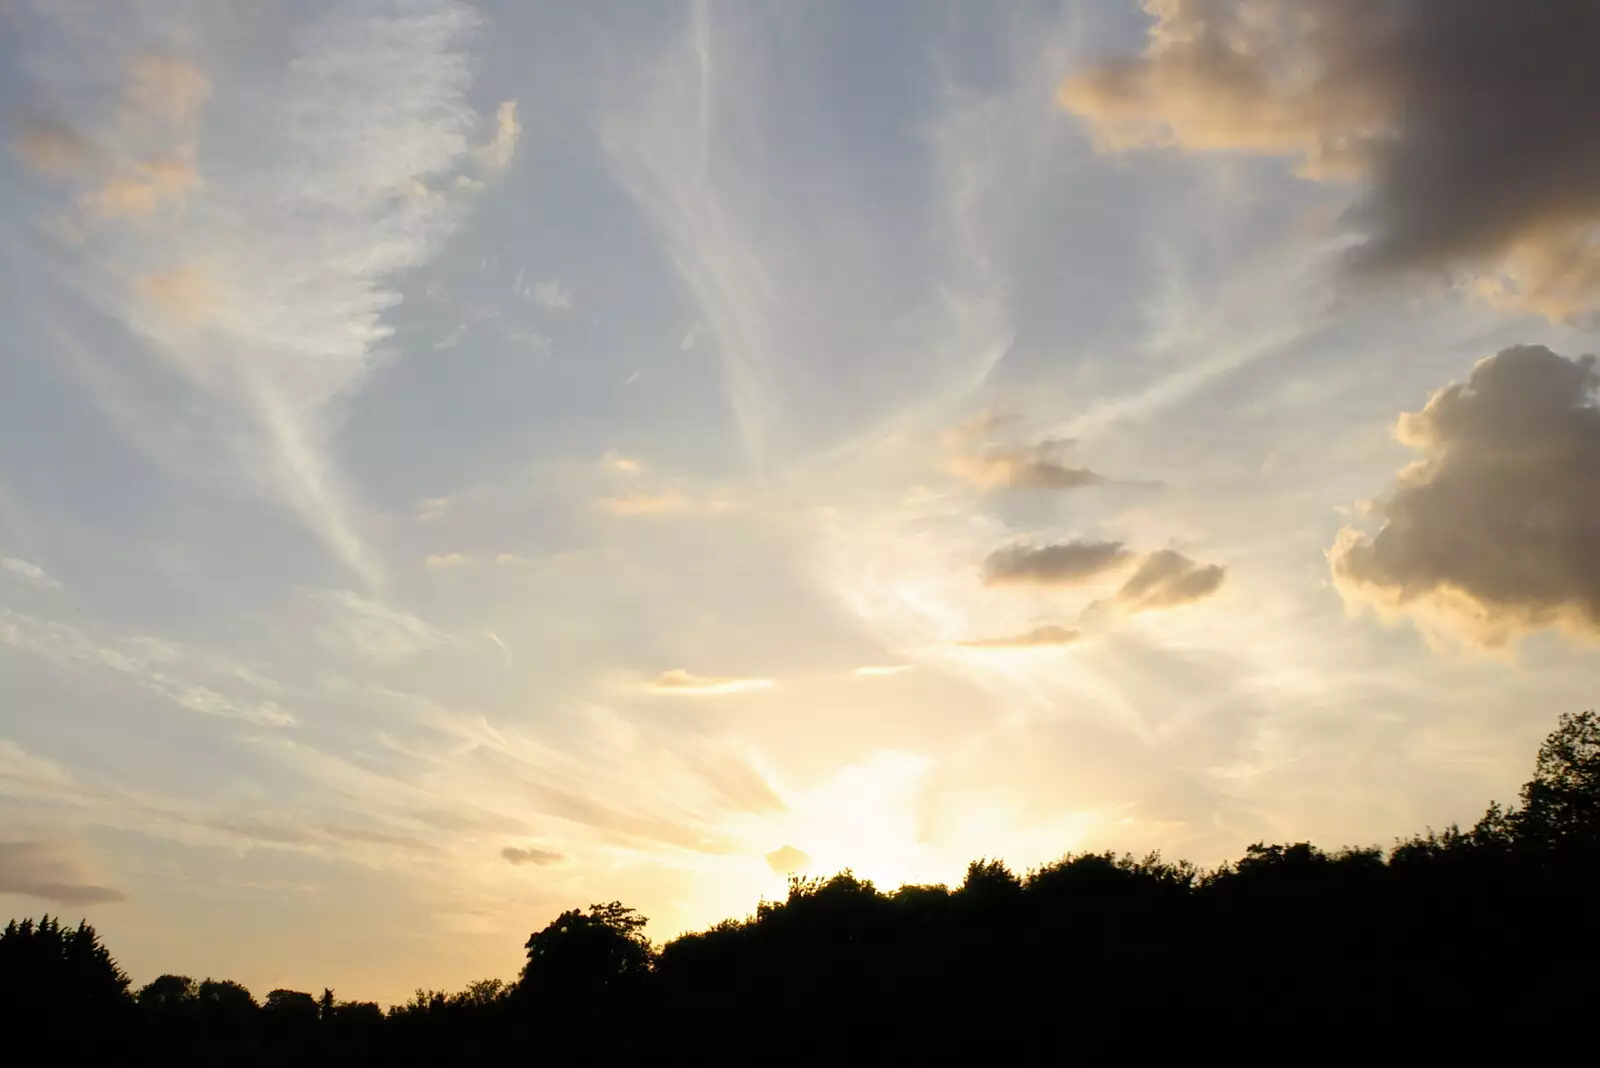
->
[[5, 710, 1599, 1065]]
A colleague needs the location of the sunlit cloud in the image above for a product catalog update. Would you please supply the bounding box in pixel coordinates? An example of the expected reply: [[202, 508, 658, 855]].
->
[[648, 669, 774, 696], [424, 553, 470, 569], [1331, 345, 1600, 647], [0, 840, 126, 905], [1093, 550, 1226, 615], [477, 99, 521, 173], [1061, 0, 1600, 320], [501, 845, 565, 867], [764, 844, 811, 874], [853, 665, 913, 677], [958, 625, 1081, 649]]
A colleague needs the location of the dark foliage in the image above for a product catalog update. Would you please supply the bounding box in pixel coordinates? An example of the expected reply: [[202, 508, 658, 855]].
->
[[4, 711, 1598, 1065]]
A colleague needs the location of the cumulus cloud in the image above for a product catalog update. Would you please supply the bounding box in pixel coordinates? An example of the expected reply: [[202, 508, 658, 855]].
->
[[1060, 0, 1600, 320], [648, 669, 774, 695], [1330, 345, 1600, 647], [958, 624, 1082, 649], [501, 845, 565, 867], [981, 541, 1131, 586], [0, 841, 126, 905], [1, 558, 58, 588], [1107, 550, 1226, 612], [765, 844, 811, 874], [531, 279, 572, 309]]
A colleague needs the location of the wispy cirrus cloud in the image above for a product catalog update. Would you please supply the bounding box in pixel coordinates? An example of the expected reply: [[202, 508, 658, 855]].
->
[[15, 2, 518, 585], [647, 669, 773, 696]]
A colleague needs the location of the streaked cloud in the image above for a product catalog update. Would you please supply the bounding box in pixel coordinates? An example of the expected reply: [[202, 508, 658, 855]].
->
[[0, 840, 126, 905], [958, 624, 1081, 649], [1331, 344, 1600, 647], [647, 669, 774, 696], [853, 665, 912, 677], [500, 845, 565, 867], [981, 541, 1131, 586], [1102, 550, 1226, 614], [1060, 0, 1600, 320]]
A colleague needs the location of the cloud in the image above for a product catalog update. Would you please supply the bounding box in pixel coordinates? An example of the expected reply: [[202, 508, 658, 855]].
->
[[1330, 345, 1600, 647], [309, 590, 451, 662], [530, 279, 572, 309], [765, 844, 811, 874], [18, 9, 498, 585], [981, 541, 1131, 586], [958, 625, 1082, 649], [648, 669, 774, 695], [853, 665, 912, 677], [424, 553, 469, 569], [1106, 550, 1226, 613], [477, 99, 521, 173], [500, 845, 565, 867], [1059, 0, 1600, 320], [0, 841, 127, 905], [945, 416, 1107, 490], [1, 558, 58, 588], [1, 609, 295, 727], [10, 120, 90, 174]]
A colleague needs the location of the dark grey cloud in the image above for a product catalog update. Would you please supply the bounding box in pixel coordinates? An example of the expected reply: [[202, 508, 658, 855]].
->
[[981, 541, 1131, 586], [1331, 344, 1600, 646], [501, 846, 565, 867], [1113, 550, 1226, 611], [958, 624, 1082, 649], [0, 841, 126, 905], [1061, 0, 1600, 320]]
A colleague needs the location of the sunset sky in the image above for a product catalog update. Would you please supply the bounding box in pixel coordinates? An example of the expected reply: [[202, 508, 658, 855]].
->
[[2, 0, 1597, 1003]]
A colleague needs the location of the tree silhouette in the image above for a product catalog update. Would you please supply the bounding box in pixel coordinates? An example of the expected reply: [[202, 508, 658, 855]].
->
[[5, 709, 1599, 1065]]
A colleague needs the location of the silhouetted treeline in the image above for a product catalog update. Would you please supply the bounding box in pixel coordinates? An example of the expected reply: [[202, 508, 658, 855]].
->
[[6, 711, 1599, 1065]]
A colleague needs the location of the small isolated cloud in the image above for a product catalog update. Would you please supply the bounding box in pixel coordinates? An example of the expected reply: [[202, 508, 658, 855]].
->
[[946, 416, 1106, 490], [608, 453, 642, 474], [10, 119, 90, 174], [1106, 550, 1226, 613], [501, 845, 565, 867], [424, 553, 469, 569], [981, 541, 1131, 586], [1330, 345, 1600, 647], [765, 845, 811, 874], [494, 553, 527, 566], [417, 497, 451, 522], [1060, 1, 1600, 321], [854, 665, 912, 677], [958, 625, 1082, 649], [601, 492, 691, 516], [477, 100, 520, 173], [531, 279, 572, 309], [0, 841, 126, 905], [1, 558, 59, 589], [648, 669, 774, 696]]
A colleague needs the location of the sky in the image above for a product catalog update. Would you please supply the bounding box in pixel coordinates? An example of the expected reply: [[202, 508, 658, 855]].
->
[[1, 0, 1597, 1003]]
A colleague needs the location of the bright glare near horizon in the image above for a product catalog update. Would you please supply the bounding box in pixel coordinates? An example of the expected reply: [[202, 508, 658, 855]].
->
[[2, 0, 1598, 1003]]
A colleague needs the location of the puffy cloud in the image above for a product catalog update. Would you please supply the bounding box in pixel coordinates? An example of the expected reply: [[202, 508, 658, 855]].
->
[[958, 624, 1081, 649], [765, 844, 811, 874], [1, 558, 58, 588], [648, 669, 774, 695], [501, 845, 565, 867], [531, 279, 572, 310], [1060, 0, 1600, 320], [981, 540, 1131, 586], [1330, 345, 1600, 647], [424, 553, 470, 569], [1109, 550, 1226, 612], [0, 840, 126, 905]]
